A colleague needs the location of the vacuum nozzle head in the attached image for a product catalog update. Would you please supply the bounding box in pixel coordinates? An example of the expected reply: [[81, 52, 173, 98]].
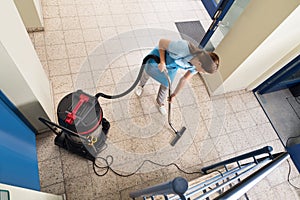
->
[[170, 127, 186, 146]]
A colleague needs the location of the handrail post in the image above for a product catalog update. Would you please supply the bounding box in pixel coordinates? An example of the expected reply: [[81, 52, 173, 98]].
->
[[129, 177, 188, 199]]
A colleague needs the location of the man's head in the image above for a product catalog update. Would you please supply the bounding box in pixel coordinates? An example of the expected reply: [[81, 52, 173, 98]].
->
[[188, 42, 219, 74], [190, 51, 219, 74]]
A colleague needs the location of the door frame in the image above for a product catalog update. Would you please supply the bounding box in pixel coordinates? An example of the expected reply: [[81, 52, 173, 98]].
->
[[0, 91, 36, 133], [254, 55, 300, 94], [201, 0, 225, 19], [200, 0, 235, 48]]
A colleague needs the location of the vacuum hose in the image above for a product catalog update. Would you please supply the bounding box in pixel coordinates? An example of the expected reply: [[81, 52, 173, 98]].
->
[[95, 54, 186, 146], [95, 54, 160, 99]]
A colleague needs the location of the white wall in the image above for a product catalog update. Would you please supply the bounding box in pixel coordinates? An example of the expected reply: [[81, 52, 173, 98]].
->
[[0, 183, 63, 200], [222, 5, 300, 92], [248, 43, 300, 90], [0, 0, 54, 131], [0, 43, 36, 105]]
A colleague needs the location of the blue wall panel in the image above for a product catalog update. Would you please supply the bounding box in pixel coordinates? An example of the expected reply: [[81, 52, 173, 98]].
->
[[0, 93, 40, 191]]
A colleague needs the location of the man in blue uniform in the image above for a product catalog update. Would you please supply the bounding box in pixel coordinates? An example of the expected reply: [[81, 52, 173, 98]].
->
[[135, 39, 220, 115]]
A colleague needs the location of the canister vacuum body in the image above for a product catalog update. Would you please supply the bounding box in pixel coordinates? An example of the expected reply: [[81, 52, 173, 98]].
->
[[39, 90, 110, 161]]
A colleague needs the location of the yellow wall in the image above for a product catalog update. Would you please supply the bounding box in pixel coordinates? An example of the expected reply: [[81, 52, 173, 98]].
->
[[13, 0, 43, 30], [203, 0, 300, 95]]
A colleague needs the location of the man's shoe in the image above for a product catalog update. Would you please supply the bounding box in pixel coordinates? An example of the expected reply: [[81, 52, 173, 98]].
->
[[158, 104, 167, 115], [135, 86, 143, 97]]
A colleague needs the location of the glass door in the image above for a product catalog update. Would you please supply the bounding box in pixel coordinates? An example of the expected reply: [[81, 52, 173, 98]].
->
[[200, 0, 251, 51], [201, 0, 223, 19]]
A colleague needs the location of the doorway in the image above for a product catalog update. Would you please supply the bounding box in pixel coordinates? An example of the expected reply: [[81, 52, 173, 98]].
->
[[254, 55, 300, 148], [200, 0, 251, 50]]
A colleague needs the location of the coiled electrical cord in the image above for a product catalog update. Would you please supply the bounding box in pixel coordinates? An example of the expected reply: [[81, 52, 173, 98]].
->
[[90, 144, 226, 179], [92, 155, 204, 178]]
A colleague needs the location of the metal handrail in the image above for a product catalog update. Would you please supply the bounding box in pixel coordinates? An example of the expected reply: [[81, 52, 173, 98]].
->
[[129, 177, 188, 200], [168, 159, 268, 200], [215, 152, 289, 200], [170, 148, 277, 200], [194, 158, 271, 200], [201, 146, 273, 174], [129, 147, 286, 200], [183, 162, 257, 199]]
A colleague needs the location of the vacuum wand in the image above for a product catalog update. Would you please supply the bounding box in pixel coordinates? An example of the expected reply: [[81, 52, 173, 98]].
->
[[96, 53, 186, 146], [163, 70, 186, 146]]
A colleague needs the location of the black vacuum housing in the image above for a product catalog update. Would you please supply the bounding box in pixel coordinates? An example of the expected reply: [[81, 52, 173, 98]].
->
[[55, 90, 110, 161]]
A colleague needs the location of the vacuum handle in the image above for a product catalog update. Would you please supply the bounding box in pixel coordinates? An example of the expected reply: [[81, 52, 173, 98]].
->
[[163, 69, 173, 125], [65, 94, 89, 124], [38, 117, 88, 142]]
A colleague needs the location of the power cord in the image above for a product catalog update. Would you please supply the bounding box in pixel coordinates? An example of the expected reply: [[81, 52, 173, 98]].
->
[[285, 135, 300, 190], [92, 155, 205, 177], [295, 96, 300, 105], [287, 159, 300, 190]]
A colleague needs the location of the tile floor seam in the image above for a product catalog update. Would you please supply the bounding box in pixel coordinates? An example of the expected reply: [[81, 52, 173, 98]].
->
[[34, 0, 299, 199]]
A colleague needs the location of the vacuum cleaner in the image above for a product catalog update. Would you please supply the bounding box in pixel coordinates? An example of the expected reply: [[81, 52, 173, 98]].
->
[[39, 90, 110, 161], [39, 54, 186, 161]]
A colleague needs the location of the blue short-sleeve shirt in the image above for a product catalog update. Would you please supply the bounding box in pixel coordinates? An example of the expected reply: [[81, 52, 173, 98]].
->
[[144, 40, 197, 87], [167, 40, 197, 75]]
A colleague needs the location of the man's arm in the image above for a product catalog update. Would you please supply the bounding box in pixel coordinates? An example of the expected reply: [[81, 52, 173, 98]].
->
[[158, 39, 171, 72]]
